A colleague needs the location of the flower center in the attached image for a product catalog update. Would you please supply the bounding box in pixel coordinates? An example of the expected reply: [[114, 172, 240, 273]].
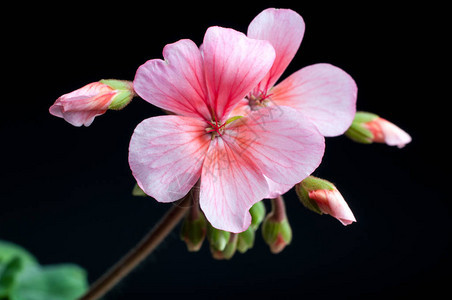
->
[[246, 89, 273, 111], [206, 120, 226, 139]]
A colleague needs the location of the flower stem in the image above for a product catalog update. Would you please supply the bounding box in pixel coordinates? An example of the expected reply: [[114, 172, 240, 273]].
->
[[270, 195, 286, 222], [80, 196, 191, 300]]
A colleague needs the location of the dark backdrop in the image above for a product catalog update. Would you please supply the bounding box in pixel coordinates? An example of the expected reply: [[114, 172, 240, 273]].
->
[[1, 1, 448, 299]]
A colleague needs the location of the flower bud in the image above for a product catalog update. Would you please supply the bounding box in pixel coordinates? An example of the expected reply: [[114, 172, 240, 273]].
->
[[261, 197, 292, 254], [296, 176, 356, 226], [261, 214, 292, 254], [99, 79, 135, 110], [236, 226, 255, 254], [180, 211, 207, 252], [49, 79, 135, 127], [249, 201, 266, 230], [206, 225, 230, 252], [210, 233, 238, 260], [345, 111, 411, 148], [132, 183, 147, 196]]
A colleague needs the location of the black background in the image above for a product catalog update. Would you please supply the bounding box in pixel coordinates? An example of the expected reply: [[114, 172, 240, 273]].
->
[[1, 1, 448, 299]]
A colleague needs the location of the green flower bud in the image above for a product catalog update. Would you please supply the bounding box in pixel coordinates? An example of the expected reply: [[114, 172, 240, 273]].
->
[[296, 176, 356, 226], [180, 212, 207, 252], [345, 111, 379, 144], [236, 226, 255, 254], [132, 183, 147, 197], [261, 214, 292, 254], [295, 176, 335, 215], [210, 234, 238, 260], [206, 225, 230, 252], [99, 79, 135, 110], [249, 201, 266, 230]]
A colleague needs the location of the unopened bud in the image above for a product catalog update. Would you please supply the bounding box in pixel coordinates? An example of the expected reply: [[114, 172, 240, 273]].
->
[[132, 183, 147, 196], [180, 212, 207, 252], [261, 197, 292, 254], [346, 111, 411, 148], [100, 79, 135, 110], [261, 214, 292, 254], [249, 201, 266, 230], [207, 225, 230, 252], [236, 226, 255, 254], [296, 176, 356, 226], [210, 233, 238, 260], [49, 79, 135, 127]]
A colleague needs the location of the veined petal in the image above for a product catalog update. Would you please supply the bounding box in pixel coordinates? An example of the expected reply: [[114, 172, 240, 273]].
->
[[271, 63, 357, 137], [265, 176, 295, 199], [58, 110, 108, 127], [133, 39, 210, 120], [49, 82, 115, 127], [225, 106, 325, 187], [200, 137, 269, 233], [57, 82, 116, 111], [248, 8, 305, 92], [202, 26, 275, 122], [129, 115, 211, 202]]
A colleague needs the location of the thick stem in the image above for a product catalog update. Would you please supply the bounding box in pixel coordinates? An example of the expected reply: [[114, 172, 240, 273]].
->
[[270, 195, 286, 222], [80, 196, 191, 300]]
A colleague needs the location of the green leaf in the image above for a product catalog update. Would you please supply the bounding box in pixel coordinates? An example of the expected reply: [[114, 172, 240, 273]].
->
[[0, 257, 23, 297], [0, 241, 38, 267], [10, 264, 88, 300]]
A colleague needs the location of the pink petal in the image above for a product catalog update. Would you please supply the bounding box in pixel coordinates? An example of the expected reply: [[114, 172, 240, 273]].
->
[[202, 26, 276, 122], [128, 115, 211, 203], [49, 82, 115, 127], [199, 137, 269, 233], [59, 110, 108, 127], [309, 189, 356, 225], [265, 176, 294, 199], [57, 82, 115, 111], [366, 118, 412, 148], [247, 8, 305, 92], [226, 106, 325, 189], [133, 39, 211, 120], [271, 63, 358, 137]]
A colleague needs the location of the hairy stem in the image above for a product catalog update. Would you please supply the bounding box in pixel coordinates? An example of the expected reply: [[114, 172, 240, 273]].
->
[[271, 195, 287, 222]]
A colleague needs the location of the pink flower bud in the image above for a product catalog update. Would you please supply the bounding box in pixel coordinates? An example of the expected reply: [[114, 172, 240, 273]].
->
[[296, 176, 356, 226], [363, 117, 412, 148], [308, 189, 356, 226], [49, 80, 134, 127]]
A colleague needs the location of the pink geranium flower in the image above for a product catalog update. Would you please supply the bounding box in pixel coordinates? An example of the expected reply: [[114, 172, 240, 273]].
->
[[129, 27, 325, 232], [232, 8, 358, 138]]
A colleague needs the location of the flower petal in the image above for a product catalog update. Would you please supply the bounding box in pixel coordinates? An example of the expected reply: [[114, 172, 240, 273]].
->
[[57, 82, 115, 111], [265, 176, 295, 199], [133, 39, 210, 120], [226, 106, 325, 189], [202, 26, 275, 122], [199, 137, 269, 233], [129, 115, 211, 202], [310, 189, 356, 225], [49, 82, 115, 127], [271, 63, 357, 137], [248, 8, 305, 91]]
